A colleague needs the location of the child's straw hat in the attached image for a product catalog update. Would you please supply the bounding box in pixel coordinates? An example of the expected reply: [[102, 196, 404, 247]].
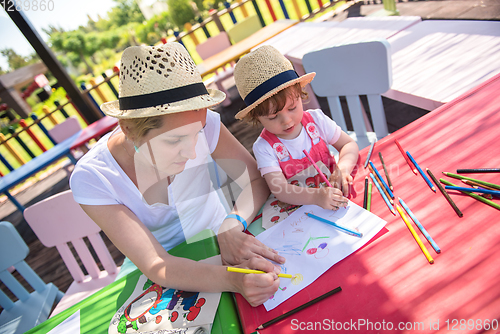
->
[[101, 43, 225, 119], [234, 45, 315, 120]]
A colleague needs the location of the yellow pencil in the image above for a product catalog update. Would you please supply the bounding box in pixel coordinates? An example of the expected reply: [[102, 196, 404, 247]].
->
[[395, 205, 434, 264], [226, 267, 294, 278]]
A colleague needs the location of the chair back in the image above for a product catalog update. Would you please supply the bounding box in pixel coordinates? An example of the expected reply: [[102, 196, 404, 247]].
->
[[196, 32, 232, 60], [23, 190, 118, 284], [48, 116, 82, 143], [0, 221, 61, 333], [227, 15, 262, 44], [302, 39, 392, 148], [196, 32, 235, 107]]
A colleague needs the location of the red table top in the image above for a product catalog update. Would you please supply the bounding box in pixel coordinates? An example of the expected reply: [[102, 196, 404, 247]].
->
[[70, 116, 118, 149], [235, 74, 500, 333]]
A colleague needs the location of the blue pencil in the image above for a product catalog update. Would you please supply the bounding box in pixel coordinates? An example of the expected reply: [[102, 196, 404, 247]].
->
[[369, 173, 396, 215], [399, 198, 441, 254], [406, 151, 436, 192], [369, 161, 394, 199], [445, 186, 500, 196], [364, 141, 375, 168], [305, 212, 363, 238]]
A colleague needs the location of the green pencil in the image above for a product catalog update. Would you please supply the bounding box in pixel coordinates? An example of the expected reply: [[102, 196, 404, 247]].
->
[[367, 181, 372, 211], [442, 172, 500, 190], [440, 179, 500, 211]]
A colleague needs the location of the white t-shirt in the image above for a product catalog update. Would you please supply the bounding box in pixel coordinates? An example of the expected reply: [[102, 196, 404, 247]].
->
[[253, 109, 342, 176], [70, 109, 227, 251]]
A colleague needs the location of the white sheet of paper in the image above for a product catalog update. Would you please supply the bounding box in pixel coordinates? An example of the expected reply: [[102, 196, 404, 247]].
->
[[48, 310, 80, 334], [256, 201, 387, 310], [108, 256, 221, 334]]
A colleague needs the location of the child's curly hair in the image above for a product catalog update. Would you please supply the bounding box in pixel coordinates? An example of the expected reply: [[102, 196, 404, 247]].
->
[[242, 83, 308, 125]]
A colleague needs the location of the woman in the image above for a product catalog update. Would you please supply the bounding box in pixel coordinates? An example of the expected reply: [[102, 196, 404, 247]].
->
[[70, 43, 284, 306]]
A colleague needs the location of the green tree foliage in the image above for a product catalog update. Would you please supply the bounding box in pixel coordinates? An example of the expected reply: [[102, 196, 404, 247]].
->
[[0, 48, 39, 72], [167, 0, 195, 28], [49, 30, 96, 74], [135, 11, 173, 45], [108, 0, 145, 28]]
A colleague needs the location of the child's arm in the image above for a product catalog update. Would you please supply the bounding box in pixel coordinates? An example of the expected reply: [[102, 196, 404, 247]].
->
[[329, 131, 359, 196], [264, 171, 348, 210]]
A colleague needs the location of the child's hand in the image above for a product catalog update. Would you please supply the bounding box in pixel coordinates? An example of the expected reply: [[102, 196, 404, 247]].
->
[[329, 166, 353, 197], [315, 187, 348, 211], [232, 258, 281, 307]]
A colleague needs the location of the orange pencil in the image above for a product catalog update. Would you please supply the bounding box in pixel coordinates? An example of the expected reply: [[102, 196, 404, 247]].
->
[[394, 139, 417, 175]]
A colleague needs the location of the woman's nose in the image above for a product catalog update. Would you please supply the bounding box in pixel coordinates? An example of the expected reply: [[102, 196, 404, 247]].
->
[[180, 138, 197, 159]]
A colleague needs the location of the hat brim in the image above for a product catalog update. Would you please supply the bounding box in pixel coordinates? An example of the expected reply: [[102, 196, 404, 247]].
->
[[235, 72, 316, 120], [101, 88, 226, 119]]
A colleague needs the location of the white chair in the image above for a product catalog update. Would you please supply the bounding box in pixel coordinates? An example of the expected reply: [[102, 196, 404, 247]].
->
[[0, 221, 63, 334], [197, 32, 234, 107], [23, 190, 120, 317], [302, 39, 392, 149]]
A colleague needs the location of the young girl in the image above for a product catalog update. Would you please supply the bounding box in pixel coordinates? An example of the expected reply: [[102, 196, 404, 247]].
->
[[233, 45, 359, 227]]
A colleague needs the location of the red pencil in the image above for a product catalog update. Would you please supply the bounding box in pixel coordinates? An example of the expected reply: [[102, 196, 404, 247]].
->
[[303, 149, 332, 187], [394, 139, 417, 175]]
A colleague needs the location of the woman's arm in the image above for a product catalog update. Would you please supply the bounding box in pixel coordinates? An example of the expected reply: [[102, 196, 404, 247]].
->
[[211, 123, 286, 266], [80, 203, 280, 306]]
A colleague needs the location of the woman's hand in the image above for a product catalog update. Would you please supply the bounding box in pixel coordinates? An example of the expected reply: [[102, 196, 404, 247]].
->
[[218, 218, 286, 266], [314, 186, 348, 211], [230, 257, 281, 307]]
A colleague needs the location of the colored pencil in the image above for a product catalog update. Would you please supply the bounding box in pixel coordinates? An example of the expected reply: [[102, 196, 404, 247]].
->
[[367, 181, 372, 212], [442, 172, 500, 190], [440, 179, 500, 211], [462, 179, 499, 191], [445, 186, 500, 196], [394, 139, 417, 175], [396, 205, 434, 264], [363, 176, 369, 209], [226, 267, 293, 279], [457, 168, 500, 174], [303, 149, 332, 187], [368, 164, 393, 204], [399, 198, 441, 254], [406, 151, 436, 192], [462, 180, 496, 199], [369, 173, 396, 215], [256, 286, 342, 330], [364, 141, 375, 168], [378, 152, 393, 190], [369, 161, 395, 199], [427, 168, 463, 218], [305, 212, 363, 238]]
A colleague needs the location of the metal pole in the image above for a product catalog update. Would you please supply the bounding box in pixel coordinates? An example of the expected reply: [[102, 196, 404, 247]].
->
[[4, 4, 101, 124]]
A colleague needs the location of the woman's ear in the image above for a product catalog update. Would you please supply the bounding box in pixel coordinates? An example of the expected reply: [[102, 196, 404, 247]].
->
[[119, 119, 135, 142]]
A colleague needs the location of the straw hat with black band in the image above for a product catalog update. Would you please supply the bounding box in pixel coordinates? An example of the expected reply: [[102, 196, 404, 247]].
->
[[234, 45, 315, 120], [101, 43, 225, 119]]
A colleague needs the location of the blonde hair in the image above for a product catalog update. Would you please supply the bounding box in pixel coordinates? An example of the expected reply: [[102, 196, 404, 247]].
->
[[119, 116, 164, 142], [242, 83, 308, 125]]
